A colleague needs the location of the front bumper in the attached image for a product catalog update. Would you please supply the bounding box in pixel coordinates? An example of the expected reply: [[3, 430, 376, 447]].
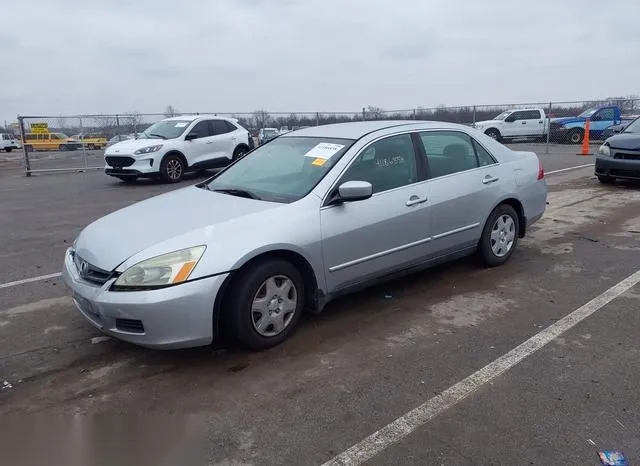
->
[[595, 156, 640, 180], [62, 248, 229, 349], [549, 127, 569, 142], [104, 153, 161, 176]]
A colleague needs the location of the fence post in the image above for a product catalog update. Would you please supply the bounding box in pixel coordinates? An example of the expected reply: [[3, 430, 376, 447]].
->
[[79, 117, 88, 170], [316, 112, 320, 126], [362, 107, 366, 121], [545, 102, 552, 155], [116, 114, 120, 136], [472, 106, 477, 125], [413, 108, 416, 120], [18, 116, 31, 177]]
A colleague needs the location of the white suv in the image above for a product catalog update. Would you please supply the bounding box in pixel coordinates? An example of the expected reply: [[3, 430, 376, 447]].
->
[[104, 115, 252, 183], [0, 133, 20, 152]]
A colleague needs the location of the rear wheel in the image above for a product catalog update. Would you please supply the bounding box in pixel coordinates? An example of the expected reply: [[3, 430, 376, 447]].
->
[[5, 147, 12, 153], [484, 128, 501, 141], [478, 204, 519, 267], [87, 144, 96, 150], [567, 128, 584, 144], [59, 144, 67, 151], [233, 145, 248, 161], [160, 154, 185, 183], [225, 259, 304, 350]]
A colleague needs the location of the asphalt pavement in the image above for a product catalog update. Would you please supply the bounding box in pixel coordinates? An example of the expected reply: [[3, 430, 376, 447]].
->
[[1, 143, 638, 466]]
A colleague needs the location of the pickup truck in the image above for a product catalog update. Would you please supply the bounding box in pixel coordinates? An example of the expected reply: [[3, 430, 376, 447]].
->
[[473, 108, 548, 142], [549, 105, 633, 144]]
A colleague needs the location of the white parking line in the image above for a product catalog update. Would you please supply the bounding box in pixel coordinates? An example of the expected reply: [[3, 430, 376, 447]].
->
[[322, 269, 640, 466], [0, 273, 62, 290], [546, 163, 594, 175]]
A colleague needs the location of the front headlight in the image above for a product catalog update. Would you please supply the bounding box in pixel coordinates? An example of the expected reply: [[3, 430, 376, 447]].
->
[[134, 144, 163, 155], [598, 144, 610, 157], [113, 246, 206, 290]]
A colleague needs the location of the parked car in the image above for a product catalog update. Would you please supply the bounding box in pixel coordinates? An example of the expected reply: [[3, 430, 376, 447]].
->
[[279, 126, 290, 134], [0, 133, 20, 152], [103, 115, 252, 183], [595, 116, 640, 183], [258, 128, 279, 145], [72, 134, 108, 150], [549, 105, 632, 144], [63, 120, 547, 351], [23, 133, 82, 151], [474, 108, 549, 142]]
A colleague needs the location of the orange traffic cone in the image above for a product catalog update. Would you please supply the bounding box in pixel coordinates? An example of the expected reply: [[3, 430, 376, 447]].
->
[[579, 119, 592, 155]]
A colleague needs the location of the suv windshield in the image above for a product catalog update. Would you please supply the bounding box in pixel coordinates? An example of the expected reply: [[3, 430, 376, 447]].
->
[[204, 136, 354, 203], [578, 109, 598, 118], [623, 117, 640, 134], [142, 119, 192, 139], [495, 111, 511, 120]]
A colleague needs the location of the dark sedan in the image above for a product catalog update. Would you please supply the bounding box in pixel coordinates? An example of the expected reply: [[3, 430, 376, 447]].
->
[[595, 116, 640, 183]]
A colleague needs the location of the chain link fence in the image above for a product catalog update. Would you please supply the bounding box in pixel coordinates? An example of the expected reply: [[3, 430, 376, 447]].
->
[[13, 98, 640, 175]]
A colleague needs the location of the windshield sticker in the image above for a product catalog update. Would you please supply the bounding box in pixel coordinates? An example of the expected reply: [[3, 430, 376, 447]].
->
[[174, 122, 188, 127], [304, 142, 345, 160], [311, 158, 327, 167]]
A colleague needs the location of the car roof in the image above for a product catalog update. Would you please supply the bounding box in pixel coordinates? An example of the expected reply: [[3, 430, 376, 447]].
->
[[281, 120, 469, 139], [163, 115, 236, 122]]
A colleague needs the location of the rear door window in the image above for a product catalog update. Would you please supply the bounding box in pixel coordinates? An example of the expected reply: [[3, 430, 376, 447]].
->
[[419, 131, 479, 178]]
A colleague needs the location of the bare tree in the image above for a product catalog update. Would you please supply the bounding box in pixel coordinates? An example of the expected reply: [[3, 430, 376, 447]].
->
[[253, 110, 271, 129], [92, 116, 118, 137], [121, 112, 143, 134], [365, 105, 385, 120], [164, 105, 179, 117]]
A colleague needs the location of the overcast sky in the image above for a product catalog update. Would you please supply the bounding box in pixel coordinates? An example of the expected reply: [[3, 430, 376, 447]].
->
[[1, 0, 639, 122]]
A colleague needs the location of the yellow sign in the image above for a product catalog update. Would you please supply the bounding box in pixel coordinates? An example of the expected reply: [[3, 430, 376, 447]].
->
[[31, 123, 49, 134], [311, 158, 327, 167]]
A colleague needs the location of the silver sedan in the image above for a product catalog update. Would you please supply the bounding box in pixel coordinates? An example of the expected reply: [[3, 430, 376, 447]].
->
[[63, 121, 547, 350]]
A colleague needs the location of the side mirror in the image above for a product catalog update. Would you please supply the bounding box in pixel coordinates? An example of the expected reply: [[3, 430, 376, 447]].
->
[[331, 181, 373, 204], [185, 133, 199, 141]]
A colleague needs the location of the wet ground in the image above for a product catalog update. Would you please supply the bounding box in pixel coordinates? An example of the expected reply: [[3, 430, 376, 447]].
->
[[1, 145, 638, 465]]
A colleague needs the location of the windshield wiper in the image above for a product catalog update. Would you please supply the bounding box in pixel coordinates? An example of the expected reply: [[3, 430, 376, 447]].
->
[[149, 133, 167, 139], [212, 188, 261, 200]]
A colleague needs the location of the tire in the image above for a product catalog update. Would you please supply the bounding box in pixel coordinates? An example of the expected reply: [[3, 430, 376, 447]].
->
[[484, 128, 501, 141], [59, 144, 67, 151], [87, 144, 95, 150], [597, 175, 614, 184], [160, 154, 185, 183], [567, 128, 584, 144], [478, 204, 520, 267], [225, 259, 304, 351], [25, 145, 33, 152], [5, 147, 12, 153], [116, 176, 138, 183], [233, 145, 248, 161]]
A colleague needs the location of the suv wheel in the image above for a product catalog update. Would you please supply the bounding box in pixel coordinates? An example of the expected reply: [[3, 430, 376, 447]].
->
[[160, 154, 185, 183], [485, 128, 501, 141], [225, 259, 304, 350], [233, 146, 248, 161]]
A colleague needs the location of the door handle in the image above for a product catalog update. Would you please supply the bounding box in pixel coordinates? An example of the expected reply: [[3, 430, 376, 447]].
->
[[521, 121, 526, 124], [405, 195, 427, 206], [482, 175, 499, 184]]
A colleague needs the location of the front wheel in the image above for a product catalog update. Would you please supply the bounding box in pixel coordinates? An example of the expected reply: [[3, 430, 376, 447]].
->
[[484, 128, 501, 141], [478, 204, 519, 267], [5, 147, 12, 153], [160, 154, 185, 183], [597, 175, 614, 184], [225, 259, 304, 350], [59, 144, 67, 151], [233, 146, 248, 161]]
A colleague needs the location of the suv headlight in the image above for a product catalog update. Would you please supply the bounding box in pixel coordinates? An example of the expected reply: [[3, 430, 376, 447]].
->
[[112, 246, 206, 290], [134, 144, 163, 155], [598, 144, 610, 157]]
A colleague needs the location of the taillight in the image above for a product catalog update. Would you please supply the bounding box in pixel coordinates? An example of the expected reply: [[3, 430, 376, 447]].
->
[[537, 158, 544, 180]]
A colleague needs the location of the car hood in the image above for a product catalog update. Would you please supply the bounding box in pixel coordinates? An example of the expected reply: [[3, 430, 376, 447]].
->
[[474, 120, 501, 127], [105, 137, 169, 154], [607, 133, 640, 150], [74, 186, 281, 271]]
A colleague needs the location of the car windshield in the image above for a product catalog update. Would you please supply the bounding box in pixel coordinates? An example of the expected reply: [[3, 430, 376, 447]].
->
[[495, 111, 511, 120], [141, 120, 192, 139], [578, 109, 598, 118], [204, 136, 354, 203], [623, 118, 640, 133]]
